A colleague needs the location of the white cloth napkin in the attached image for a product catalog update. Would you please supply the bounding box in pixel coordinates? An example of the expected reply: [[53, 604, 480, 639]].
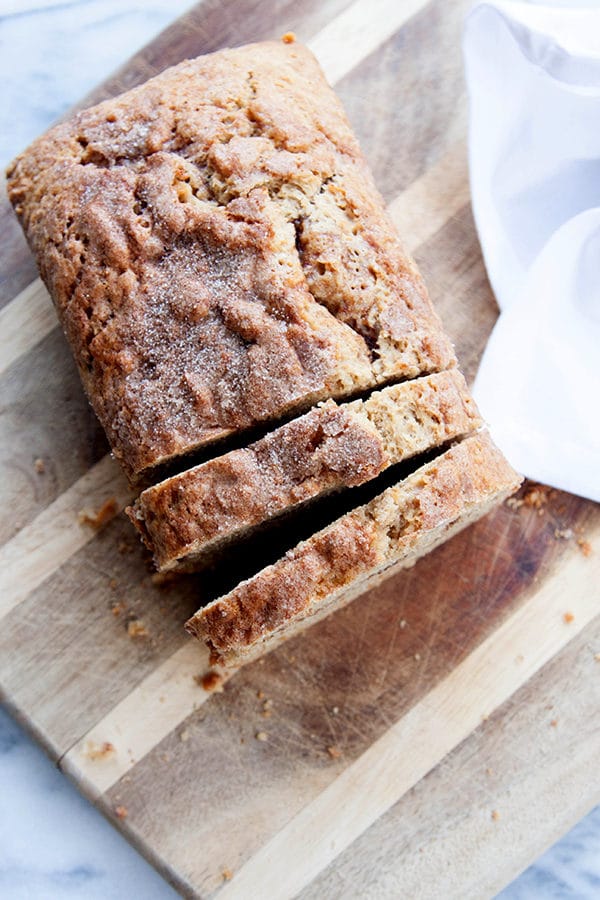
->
[[463, 0, 600, 502]]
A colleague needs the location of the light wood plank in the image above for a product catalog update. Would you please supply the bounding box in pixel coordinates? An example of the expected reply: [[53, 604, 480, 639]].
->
[[0, 454, 131, 620], [61, 642, 225, 797], [0, 278, 55, 378], [216, 532, 600, 900], [308, 0, 431, 84]]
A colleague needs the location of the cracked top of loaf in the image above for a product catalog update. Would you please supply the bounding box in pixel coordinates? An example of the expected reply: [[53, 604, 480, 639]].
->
[[6, 39, 455, 478]]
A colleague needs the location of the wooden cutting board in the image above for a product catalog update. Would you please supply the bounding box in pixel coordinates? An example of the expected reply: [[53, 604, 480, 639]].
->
[[1, 1, 599, 897]]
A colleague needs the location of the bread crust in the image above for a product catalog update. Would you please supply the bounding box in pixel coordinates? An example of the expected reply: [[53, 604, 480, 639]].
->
[[6, 39, 454, 478]]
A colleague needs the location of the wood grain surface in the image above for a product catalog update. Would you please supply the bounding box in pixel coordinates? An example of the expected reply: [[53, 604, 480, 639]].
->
[[1, 0, 599, 897]]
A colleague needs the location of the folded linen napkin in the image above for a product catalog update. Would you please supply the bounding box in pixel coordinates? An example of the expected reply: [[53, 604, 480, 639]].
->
[[464, 0, 600, 502]]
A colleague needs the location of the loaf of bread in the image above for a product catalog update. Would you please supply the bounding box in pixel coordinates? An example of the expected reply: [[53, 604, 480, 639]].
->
[[128, 369, 481, 572], [6, 40, 454, 479], [185, 432, 521, 667], [7, 37, 520, 671]]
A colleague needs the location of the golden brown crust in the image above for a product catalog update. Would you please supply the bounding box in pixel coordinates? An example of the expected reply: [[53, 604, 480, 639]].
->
[[128, 369, 481, 572], [6, 40, 454, 478], [185, 432, 522, 657]]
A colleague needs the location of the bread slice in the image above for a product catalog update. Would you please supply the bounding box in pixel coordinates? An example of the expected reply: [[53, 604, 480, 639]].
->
[[127, 370, 481, 572], [185, 432, 521, 667], [6, 39, 454, 479]]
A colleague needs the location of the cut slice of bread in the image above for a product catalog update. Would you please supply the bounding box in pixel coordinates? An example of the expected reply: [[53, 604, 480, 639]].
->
[[128, 370, 482, 572], [185, 432, 521, 667]]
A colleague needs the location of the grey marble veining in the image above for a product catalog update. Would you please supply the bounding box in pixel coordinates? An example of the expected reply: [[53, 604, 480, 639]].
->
[[0, 1, 598, 897], [0, 707, 178, 899]]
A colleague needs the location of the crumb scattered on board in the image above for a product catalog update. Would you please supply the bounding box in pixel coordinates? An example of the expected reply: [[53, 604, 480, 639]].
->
[[84, 740, 115, 761], [563, 612, 575, 624], [255, 731, 268, 742], [195, 671, 223, 692], [491, 810, 500, 822], [34, 457, 45, 474], [127, 618, 149, 639], [78, 497, 118, 530], [577, 539, 592, 557], [222, 868, 233, 882], [281, 31, 295, 43], [507, 484, 550, 513], [550, 719, 558, 728], [327, 745, 342, 759], [179, 729, 190, 743], [115, 805, 128, 819]]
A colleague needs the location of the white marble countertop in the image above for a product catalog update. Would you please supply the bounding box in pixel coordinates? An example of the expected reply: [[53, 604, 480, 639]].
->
[[0, 2, 598, 897]]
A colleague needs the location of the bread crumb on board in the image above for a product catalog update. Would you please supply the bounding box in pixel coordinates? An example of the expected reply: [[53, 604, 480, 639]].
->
[[222, 868, 233, 882], [115, 805, 128, 819], [563, 612, 575, 624], [34, 457, 45, 474], [523, 485, 550, 509], [84, 740, 115, 761], [255, 731, 269, 742], [594, 652, 600, 663], [491, 810, 501, 822], [506, 484, 550, 513], [127, 618, 149, 639], [327, 745, 342, 759], [78, 497, 118, 530], [195, 670, 224, 692], [281, 31, 296, 43], [550, 719, 558, 728], [577, 539, 592, 557]]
